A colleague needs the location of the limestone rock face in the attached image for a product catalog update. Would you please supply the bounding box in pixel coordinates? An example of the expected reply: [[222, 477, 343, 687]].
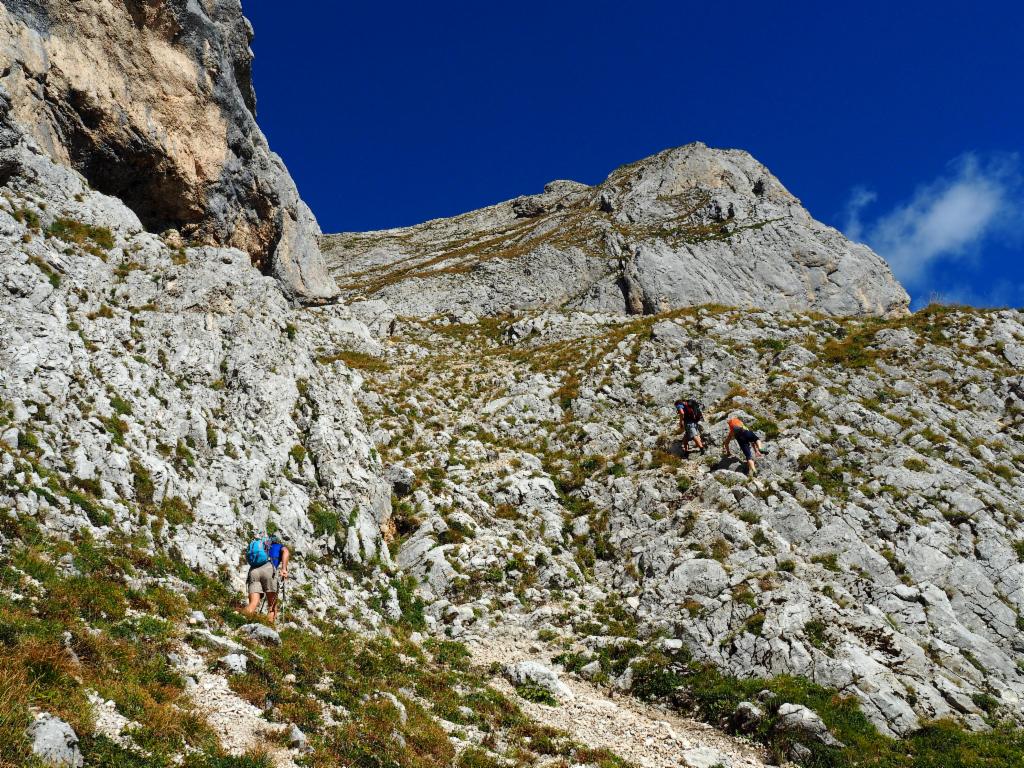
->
[[0, 0, 336, 300], [324, 143, 908, 317], [0, 123, 389, 619]]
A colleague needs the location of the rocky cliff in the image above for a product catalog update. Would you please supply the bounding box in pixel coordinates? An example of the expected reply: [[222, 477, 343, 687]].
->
[[324, 144, 909, 318], [0, 0, 336, 300], [0, 99, 392, 608]]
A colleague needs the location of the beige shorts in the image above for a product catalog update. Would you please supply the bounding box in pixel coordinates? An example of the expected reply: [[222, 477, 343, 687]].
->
[[247, 562, 278, 595]]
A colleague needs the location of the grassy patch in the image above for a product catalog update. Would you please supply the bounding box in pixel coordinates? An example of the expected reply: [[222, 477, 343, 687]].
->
[[317, 349, 390, 372], [622, 643, 1024, 768], [46, 217, 115, 257], [308, 500, 343, 538]]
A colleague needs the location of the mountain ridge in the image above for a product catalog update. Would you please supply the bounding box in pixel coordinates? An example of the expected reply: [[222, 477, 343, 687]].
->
[[324, 142, 910, 319]]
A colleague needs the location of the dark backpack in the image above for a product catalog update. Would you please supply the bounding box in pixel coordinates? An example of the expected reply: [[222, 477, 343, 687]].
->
[[684, 399, 704, 423]]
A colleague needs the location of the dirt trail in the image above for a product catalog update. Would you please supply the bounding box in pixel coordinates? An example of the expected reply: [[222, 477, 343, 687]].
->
[[468, 632, 769, 768], [176, 643, 299, 768]]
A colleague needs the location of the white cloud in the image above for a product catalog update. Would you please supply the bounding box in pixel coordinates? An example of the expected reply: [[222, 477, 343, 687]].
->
[[842, 186, 876, 243], [843, 154, 1022, 288]]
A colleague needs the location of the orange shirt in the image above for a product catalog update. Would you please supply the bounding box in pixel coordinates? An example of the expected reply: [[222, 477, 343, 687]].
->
[[727, 417, 744, 440]]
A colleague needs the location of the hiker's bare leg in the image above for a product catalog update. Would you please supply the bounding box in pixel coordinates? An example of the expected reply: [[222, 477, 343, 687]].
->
[[695, 434, 705, 450], [266, 593, 278, 624], [747, 459, 756, 475], [243, 592, 261, 615]]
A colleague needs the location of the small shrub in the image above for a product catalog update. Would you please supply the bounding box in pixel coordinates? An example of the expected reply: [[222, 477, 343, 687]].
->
[[811, 553, 840, 572], [101, 415, 129, 446], [710, 538, 731, 562], [744, 612, 766, 636], [316, 349, 389, 371], [515, 683, 558, 706], [308, 500, 342, 538], [110, 395, 133, 416], [27, 255, 61, 287], [392, 574, 426, 630], [456, 748, 505, 768], [991, 464, 1015, 481], [46, 217, 115, 256], [160, 496, 194, 527], [13, 206, 41, 230], [804, 619, 829, 650]]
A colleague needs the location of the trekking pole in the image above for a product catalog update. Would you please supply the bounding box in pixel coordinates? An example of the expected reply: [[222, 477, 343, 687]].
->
[[278, 574, 287, 620]]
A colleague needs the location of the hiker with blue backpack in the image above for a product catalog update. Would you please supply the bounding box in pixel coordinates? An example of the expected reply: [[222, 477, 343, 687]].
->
[[242, 534, 290, 624]]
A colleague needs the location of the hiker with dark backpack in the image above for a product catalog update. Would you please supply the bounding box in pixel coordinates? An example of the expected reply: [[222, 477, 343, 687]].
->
[[674, 398, 707, 456], [242, 534, 290, 624], [723, 416, 764, 476]]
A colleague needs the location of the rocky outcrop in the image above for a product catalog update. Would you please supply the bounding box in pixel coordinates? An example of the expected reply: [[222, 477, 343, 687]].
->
[[324, 143, 909, 317], [0, 0, 336, 300], [0, 122, 388, 614], [27, 713, 83, 768]]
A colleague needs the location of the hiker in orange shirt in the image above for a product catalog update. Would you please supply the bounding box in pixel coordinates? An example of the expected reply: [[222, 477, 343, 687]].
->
[[723, 416, 763, 476]]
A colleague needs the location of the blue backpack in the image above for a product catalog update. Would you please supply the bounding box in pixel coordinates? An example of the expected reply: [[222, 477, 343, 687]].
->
[[246, 538, 270, 567], [268, 540, 284, 568]]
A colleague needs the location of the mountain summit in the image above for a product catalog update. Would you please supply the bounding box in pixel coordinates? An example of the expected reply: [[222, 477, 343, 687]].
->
[[325, 143, 909, 318]]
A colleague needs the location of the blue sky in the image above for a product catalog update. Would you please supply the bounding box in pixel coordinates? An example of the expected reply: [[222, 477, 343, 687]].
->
[[244, 1, 1023, 309]]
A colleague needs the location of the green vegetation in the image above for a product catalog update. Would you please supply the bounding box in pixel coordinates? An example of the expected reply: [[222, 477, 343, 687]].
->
[[0, 526, 619, 768], [1014, 541, 1024, 563], [46, 217, 115, 258], [317, 349, 390, 371], [804, 619, 830, 651], [28, 255, 61, 287], [13, 206, 42, 230], [308, 500, 342, 538], [797, 451, 848, 500], [811, 553, 841, 572], [110, 395, 134, 416], [515, 683, 558, 706], [615, 644, 1024, 768], [160, 495, 194, 527], [0, 533, 236, 766]]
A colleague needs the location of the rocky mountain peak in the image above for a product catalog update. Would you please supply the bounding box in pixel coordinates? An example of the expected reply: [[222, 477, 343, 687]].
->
[[603, 142, 792, 207], [324, 142, 909, 319]]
